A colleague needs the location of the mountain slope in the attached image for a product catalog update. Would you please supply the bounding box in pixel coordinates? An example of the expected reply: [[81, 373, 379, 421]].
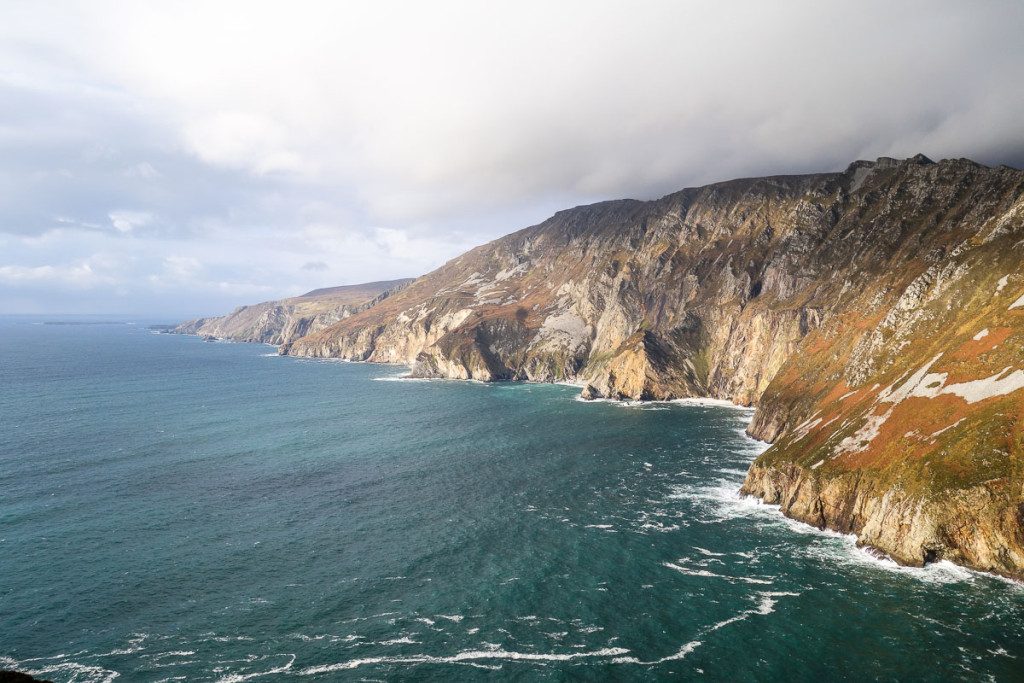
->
[[280, 155, 1024, 579], [174, 279, 412, 345]]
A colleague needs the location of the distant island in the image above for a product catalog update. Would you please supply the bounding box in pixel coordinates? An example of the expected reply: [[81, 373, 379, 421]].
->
[[178, 156, 1024, 581], [43, 321, 130, 326]]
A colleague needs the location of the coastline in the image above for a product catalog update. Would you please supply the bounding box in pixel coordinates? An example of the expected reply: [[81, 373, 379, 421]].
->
[[178, 329, 1024, 583]]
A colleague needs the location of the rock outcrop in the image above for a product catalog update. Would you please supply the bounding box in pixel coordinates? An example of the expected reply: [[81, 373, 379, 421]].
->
[[174, 279, 412, 345], [284, 172, 849, 403], [738, 159, 1024, 579], [0, 672, 54, 683], [221, 156, 1024, 579]]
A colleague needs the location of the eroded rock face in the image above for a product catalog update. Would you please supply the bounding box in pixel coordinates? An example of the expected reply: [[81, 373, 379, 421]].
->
[[174, 279, 412, 345], [278, 155, 1024, 578], [742, 462, 1024, 578], [286, 170, 853, 403], [738, 158, 1024, 579]]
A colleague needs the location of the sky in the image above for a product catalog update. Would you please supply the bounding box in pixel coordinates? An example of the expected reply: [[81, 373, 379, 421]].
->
[[2, 1, 1023, 318]]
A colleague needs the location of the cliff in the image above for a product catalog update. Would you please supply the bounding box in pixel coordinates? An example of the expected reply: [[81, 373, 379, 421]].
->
[[276, 155, 1024, 579], [174, 279, 413, 345], [737, 159, 1024, 579]]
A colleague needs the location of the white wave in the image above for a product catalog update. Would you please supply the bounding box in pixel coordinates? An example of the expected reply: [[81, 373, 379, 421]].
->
[[298, 646, 632, 674], [673, 479, 763, 513], [671, 397, 754, 411], [677, 474, 998, 587], [663, 561, 773, 585], [733, 431, 770, 455], [728, 490, 1024, 588], [611, 640, 703, 665], [575, 397, 670, 410], [572, 395, 755, 413], [151, 660, 197, 669], [214, 654, 295, 683], [705, 591, 799, 634], [807, 537, 1023, 587], [613, 587, 799, 670], [714, 468, 750, 477], [373, 375, 430, 382], [10, 660, 120, 683], [94, 632, 150, 656], [205, 635, 256, 643], [146, 651, 196, 659], [380, 637, 419, 646]]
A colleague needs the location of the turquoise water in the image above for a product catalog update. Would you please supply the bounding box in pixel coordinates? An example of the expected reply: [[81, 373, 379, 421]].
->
[[1, 317, 1022, 682]]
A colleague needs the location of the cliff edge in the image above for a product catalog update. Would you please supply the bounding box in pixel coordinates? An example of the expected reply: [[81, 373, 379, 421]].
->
[[174, 279, 413, 345], [274, 156, 1024, 579]]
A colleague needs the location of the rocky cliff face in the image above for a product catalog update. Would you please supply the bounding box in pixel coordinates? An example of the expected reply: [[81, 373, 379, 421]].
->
[[285, 169, 846, 403], [174, 279, 412, 345], [279, 155, 1024, 579], [738, 159, 1024, 579]]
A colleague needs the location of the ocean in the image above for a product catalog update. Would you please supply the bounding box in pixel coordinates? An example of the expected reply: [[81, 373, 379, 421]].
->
[[1, 316, 1022, 681]]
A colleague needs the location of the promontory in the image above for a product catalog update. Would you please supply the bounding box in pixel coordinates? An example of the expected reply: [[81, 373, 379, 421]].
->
[[180, 155, 1024, 581]]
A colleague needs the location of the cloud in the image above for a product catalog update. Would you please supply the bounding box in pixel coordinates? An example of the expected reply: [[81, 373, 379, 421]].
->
[[184, 112, 303, 176], [109, 210, 154, 234], [160, 255, 202, 279], [0, 261, 113, 288], [125, 162, 160, 179], [1, 0, 1023, 316], [302, 261, 329, 271]]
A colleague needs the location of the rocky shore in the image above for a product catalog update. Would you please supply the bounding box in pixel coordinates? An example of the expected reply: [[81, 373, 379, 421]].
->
[[187, 156, 1024, 579]]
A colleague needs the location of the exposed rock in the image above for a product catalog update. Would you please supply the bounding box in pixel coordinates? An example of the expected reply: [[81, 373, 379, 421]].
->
[[737, 158, 1024, 579], [174, 279, 413, 345], [0, 672, 55, 683], [742, 462, 1024, 578], [286, 174, 853, 404], [275, 156, 1024, 579]]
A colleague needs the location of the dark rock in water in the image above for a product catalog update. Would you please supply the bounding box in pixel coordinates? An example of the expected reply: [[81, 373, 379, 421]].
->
[[0, 671, 55, 683]]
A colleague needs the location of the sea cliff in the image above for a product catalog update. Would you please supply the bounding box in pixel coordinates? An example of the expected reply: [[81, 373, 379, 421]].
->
[[199, 156, 1024, 579], [174, 279, 412, 345]]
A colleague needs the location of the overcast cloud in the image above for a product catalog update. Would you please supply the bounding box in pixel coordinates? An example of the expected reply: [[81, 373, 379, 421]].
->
[[2, 0, 1023, 317]]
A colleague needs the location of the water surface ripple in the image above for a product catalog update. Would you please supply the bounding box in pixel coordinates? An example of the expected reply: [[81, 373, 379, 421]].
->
[[1, 318, 1021, 681]]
